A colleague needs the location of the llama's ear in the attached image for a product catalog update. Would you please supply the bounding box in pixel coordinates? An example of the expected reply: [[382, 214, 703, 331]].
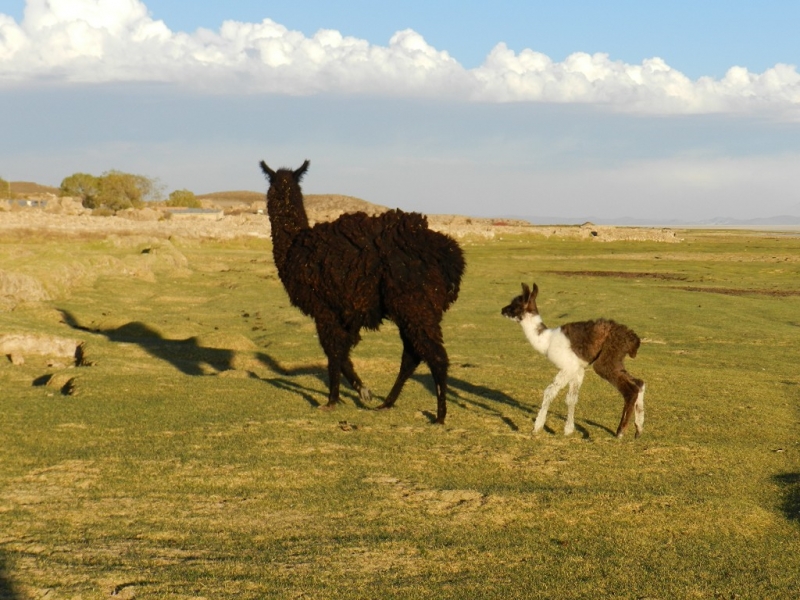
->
[[531, 283, 539, 300], [294, 160, 310, 181], [259, 160, 276, 182], [521, 283, 530, 299]]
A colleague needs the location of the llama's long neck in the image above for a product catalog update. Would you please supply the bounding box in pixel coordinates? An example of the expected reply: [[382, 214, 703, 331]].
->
[[267, 185, 310, 275], [520, 314, 553, 356]]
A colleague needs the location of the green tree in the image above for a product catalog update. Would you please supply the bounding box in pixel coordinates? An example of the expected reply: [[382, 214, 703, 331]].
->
[[95, 171, 145, 210], [60, 170, 162, 210], [166, 189, 201, 208], [60, 173, 100, 207]]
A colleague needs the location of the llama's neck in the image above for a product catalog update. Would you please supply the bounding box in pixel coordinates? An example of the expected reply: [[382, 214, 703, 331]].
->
[[520, 314, 553, 356], [267, 191, 310, 273]]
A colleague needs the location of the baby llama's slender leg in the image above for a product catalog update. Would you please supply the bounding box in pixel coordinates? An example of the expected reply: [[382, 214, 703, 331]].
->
[[563, 369, 585, 436], [534, 370, 571, 433], [633, 380, 645, 438]]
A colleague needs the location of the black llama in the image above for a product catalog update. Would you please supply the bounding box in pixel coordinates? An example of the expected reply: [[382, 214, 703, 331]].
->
[[260, 160, 465, 424]]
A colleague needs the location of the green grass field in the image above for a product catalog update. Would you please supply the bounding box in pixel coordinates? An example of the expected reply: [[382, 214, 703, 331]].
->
[[1, 228, 799, 599]]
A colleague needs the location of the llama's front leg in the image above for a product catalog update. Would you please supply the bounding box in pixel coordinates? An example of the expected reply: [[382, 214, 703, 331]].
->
[[321, 359, 344, 409], [534, 370, 570, 433], [563, 370, 585, 436], [317, 321, 348, 410], [378, 343, 420, 411]]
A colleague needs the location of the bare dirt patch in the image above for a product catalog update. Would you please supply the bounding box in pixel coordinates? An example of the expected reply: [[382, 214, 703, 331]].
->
[[0, 334, 82, 359]]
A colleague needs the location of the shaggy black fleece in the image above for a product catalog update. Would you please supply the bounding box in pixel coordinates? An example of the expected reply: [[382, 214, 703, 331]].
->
[[261, 160, 465, 424]]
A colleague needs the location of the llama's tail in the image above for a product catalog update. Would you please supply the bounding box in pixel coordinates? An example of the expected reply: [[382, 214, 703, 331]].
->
[[625, 328, 641, 359], [441, 238, 466, 308]]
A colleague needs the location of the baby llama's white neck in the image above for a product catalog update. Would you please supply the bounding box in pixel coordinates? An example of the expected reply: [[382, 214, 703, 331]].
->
[[520, 314, 552, 356]]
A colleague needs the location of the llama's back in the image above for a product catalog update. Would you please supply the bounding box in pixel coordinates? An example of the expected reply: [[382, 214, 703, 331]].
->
[[281, 209, 464, 326], [377, 210, 465, 311], [563, 318, 640, 364]]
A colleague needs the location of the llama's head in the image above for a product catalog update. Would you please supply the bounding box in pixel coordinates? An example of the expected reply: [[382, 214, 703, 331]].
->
[[501, 282, 539, 322], [260, 160, 310, 201], [260, 160, 311, 225], [260, 160, 309, 185]]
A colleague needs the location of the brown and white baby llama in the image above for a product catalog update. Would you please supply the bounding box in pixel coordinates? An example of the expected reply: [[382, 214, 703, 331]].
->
[[502, 283, 645, 438], [260, 160, 465, 424]]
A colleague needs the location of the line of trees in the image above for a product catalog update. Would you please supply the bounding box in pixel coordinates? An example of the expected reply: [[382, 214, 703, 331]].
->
[[60, 170, 165, 211], [4, 170, 201, 212]]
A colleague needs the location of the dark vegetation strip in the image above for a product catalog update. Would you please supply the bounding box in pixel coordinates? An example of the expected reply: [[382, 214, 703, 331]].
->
[[547, 270, 688, 281], [677, 286, 800, 297]]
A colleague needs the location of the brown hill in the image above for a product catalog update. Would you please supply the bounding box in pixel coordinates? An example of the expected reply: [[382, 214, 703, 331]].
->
[[197, 190, 389, 221], [196, 190, 263, 207], [8, 181, 61, 197]]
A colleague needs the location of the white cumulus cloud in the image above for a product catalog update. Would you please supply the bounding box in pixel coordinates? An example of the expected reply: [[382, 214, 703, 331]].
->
[[1, 0, 799, 116]]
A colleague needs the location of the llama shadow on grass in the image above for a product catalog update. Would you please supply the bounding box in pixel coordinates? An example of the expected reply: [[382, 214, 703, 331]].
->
[[59, 310, 234, 376], [255, 350, 554, 431], [256, 350, 525, 422], [415, 372, 613, 437], [255, 351, 372, 410], [774, 473, 800, 523], [0, 553, 20, 600], [411, 372, 530, 429]]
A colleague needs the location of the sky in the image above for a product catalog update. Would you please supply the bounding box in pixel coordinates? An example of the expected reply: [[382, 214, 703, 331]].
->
[[1, 0, 799, 222]]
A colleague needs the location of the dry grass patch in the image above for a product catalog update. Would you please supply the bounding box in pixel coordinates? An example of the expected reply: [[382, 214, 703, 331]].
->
[[0, 229, 799, 598]]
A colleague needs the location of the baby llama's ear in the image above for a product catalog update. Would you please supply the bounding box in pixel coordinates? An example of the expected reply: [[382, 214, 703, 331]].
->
[[531, 283, 539, 300], [521, 282, 530, 299]]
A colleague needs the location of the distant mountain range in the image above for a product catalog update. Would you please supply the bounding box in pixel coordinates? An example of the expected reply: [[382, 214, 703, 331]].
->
[[8, 180, 800, 228], [511, 214, 800, 227]]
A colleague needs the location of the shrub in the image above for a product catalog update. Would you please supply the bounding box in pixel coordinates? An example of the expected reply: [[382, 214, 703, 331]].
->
[[166, 189, 201, 208]]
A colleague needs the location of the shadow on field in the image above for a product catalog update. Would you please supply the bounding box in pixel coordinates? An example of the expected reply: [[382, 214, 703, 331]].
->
[[59, 310, 234, 376], [416, 373, 534, 430], [255, 349, 578, 432], [255, 351, 333, 409], [414, 373, 614, 436], [0, 554, 20, 600], [774, 473, 800, 523]]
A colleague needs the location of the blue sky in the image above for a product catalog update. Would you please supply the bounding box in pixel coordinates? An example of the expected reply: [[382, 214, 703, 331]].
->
[[1, 0, 799, 221], [151, 1, 800, 79]]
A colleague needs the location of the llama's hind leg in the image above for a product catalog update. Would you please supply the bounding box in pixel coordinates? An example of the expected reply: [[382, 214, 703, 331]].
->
[[603, 371, 642, 438], [381, 322, 450, 424], [593, 352, 644, 438], [612, 373, 644, 438], [633, 380, 645, 438], [427, 344, 450, 425], [409, 324, 450, 424]]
